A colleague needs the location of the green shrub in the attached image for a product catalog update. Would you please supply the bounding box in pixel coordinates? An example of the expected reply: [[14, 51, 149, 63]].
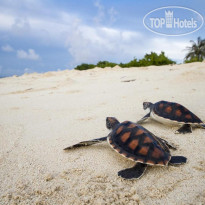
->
[[118, 52, 175, 68], [126, 58, 140, 67], [96, 61, 117, 68], [184, 57, 203, 63], [74, 51, 175, 70], [74, 63, 95, 71], [141, 51, 175, 66]]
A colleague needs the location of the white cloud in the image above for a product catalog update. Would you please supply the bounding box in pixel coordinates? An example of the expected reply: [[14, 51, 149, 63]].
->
[[108, 7, 118, 23], [145, 38, 190, 60], [65, 22, 188, 65], [17, 49, 40, 60], [0, 9, 188, 64], [93, 0, 105, 24], [11, 18, 31, 36], [0, 13, 15, 30], [1, 44, 14, 52], [93, 1, 118, 25], [0, 1, 190, 67], [66, 26, 130, 64]]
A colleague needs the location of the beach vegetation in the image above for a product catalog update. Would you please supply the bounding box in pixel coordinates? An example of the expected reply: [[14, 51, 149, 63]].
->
[[74, 63, 95, 71], [74, 51, 175, 70], [117, 52, 175, 68], [96, 61, 117, 68], [184, 37, 205, 63], [184, 57, 203, 63]]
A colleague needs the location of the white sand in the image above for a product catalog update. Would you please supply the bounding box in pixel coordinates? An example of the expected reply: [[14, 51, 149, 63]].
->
[[0, 62, 205, 204]]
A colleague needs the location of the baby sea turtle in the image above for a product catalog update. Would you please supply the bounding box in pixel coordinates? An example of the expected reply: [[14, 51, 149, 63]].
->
[[64, 117, 187, 179], [137, 100, 205, 134]]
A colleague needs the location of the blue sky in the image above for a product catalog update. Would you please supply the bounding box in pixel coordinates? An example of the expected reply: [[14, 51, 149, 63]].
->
[[0, 0, 204, 77]]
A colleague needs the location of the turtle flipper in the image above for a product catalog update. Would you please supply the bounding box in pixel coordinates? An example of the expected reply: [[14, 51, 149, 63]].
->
[[169, 156, 187, 165], [118, 163, 147, 179], [175, 124, 192, 134], [200, 124, 205, 129], [64, 136, 107, 150], [157, 137, 177, 150], [137, 113, 150, 124]]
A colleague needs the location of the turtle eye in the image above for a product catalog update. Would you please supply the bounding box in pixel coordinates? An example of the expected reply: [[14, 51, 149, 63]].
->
[[143, 102, 148, 109], [106, 118, 111, 129]]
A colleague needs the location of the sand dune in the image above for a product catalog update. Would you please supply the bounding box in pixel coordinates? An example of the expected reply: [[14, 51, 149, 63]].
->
[[0, 62, 205, 204]]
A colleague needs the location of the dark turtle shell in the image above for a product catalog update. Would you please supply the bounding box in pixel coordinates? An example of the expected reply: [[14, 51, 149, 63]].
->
[[108, 121, 171, 166], [153, 101, 203, 124]]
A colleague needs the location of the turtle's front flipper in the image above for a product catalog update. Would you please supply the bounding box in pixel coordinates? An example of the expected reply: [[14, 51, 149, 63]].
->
[[137, 113, 150, 124], [118, 163, 147, 179], [175, 124, 192, 134], [64, 136, 107, 150], [169, 156, 187, 165]]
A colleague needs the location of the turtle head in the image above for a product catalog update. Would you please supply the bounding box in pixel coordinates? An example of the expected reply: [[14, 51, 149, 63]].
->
[[106, 117, 120, 130], [143, 102, 153, 110]]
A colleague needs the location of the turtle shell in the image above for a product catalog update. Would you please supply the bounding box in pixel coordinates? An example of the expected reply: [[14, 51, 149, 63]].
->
[[153, 101, 203, 124], [108, 121, 171, 166]]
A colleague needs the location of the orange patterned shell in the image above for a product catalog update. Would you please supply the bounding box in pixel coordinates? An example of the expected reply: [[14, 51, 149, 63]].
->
[[108, 121, 171, 166], [153, 101, 202, 124]]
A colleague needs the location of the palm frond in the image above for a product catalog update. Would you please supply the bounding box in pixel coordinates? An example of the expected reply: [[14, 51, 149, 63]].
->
[[185, 52, 195, 60], [185, 37, 205, 61]]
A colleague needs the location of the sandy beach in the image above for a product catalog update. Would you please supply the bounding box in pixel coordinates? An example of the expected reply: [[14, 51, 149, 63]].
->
[[0, 62, 205, 205]]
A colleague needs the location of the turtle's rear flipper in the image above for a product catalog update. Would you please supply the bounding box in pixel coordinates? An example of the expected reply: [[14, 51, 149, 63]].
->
[[157, 137, 177, 150], [118, 163, 147, 179], [200, 124, 205, 129], [175, 124, 192, 134], [137, 113, 150, 124], [169, 156, 187, 165], [64, 136, 107, 150]]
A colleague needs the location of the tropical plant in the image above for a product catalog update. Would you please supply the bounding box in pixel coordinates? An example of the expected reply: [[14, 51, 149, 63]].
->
[[96, 61, 117, 68], [74, 63, 95, 71], [74, 51, 175, 70], [120, 52, 175, 67], [184, 37, 205, 62]]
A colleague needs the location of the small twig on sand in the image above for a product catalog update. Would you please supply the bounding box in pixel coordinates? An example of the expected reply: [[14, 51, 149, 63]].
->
[[121, 79, 136, 82]]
